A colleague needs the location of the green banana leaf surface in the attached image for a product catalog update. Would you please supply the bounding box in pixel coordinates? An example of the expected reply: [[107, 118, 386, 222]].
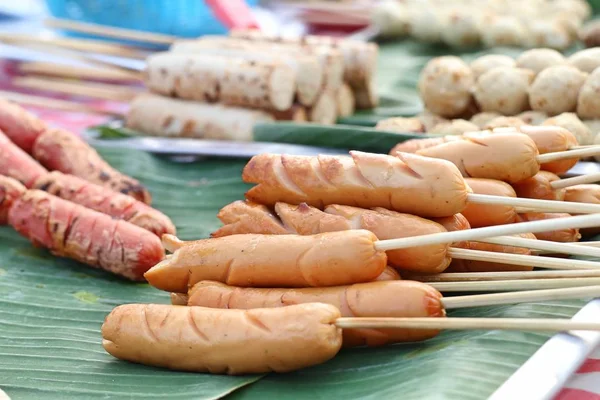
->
[[0, 147, 594, 399]]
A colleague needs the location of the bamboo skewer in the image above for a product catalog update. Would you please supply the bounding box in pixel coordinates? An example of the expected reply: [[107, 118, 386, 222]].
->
[[375, 213, 600, 251], [409, 270, 600, 282], [467, 193, 600, 214], [537, 147, 600, 163], [429, 278, 600, 292], [0, 90, 122, 117], [19, 61, 142, 82], [12, 77, 141, 102], [448, 248, 600, 270], [336, 317, 600, 332], [440, 286, 600, 309], [551, 172, 600, 189], [44, 17, 177, 45], [0, 33, 148, 59], [474, 236, 600, 258]]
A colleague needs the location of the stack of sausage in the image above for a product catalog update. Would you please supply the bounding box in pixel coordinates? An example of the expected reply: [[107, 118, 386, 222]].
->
[[381, 48, 600, 148], [390, 125, 600, 247], [100, 138, 600, 374], [0, 98, 173, 281], [125, 29, 378, 140], [372, 0, 589, 49]]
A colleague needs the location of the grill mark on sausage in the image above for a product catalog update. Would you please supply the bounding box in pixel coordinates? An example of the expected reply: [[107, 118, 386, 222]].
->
[[221, 258, 235, 284], [246, 312, 272, 334], [159, 307, 171, 328], [276, 156, 306, 197], [295, 246, 315, 286], [142, 306, 159, 343], [187, 308, 210, 342]]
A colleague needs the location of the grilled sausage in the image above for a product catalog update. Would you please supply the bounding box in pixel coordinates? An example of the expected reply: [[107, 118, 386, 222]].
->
[[102, 303, 342, 374], [242, 151, 470, 218], [33, 171, 175, 237], [0, 175, 26, 224], [187, 280, 444, 347], [8, 190, 164, 280], [416, 132, 540, 183], [0, 98, 47, 152], [145, 230, 387, 292], [0, 130, 47, 187]]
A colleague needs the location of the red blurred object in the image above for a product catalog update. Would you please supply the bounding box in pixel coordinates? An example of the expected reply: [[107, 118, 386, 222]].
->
[[205, 0, 260, 30]]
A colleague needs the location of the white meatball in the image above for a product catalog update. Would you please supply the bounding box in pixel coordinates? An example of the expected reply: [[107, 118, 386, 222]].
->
[[529, 66, 588, 115], [418, 56, 475, 118], [517, 111, 548, 126], [470, 54, 516, 79], [515, 48, 565, 75], [429, 119, 480, 135], [440, 8, 482, 48], [375, 117, 426, 133], [474, 67, 534, 115], [484, 116, 526, 130], [372, 1, 410, 38], [408, 6, 445, 43], [481, 16, 528, 48], [577, 69, 600, 119], [470, 111, 502, 128], [568, 48, 600, 74], [524, 20, 571, 50], [416, 110, 449, 131], [543, 113, 593, 145]]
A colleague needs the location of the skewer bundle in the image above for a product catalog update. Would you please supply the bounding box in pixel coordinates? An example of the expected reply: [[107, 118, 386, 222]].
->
[[0, 99, 175, 280], [102, 146, 600, 375]]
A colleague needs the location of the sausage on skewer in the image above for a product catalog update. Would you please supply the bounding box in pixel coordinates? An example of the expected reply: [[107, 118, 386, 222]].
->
[[102, 303, 343, 374], [0, 175, 25, 224]]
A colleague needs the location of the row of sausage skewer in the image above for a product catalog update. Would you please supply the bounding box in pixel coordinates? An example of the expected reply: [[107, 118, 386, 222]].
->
[[101, 124, 600, 375]]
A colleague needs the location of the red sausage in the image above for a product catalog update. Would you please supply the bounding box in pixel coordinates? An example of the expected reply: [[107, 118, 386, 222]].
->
[[0, 98, 47, 153], [0, 130, 48, 187], [8, 190, 164, 280]]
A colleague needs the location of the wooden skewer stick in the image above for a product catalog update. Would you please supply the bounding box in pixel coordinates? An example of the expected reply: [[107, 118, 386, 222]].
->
[[448, 248, 600, 270], [336, 317, 600, 332], [12, 77, 141, 102], [19, 61, 142, 82], [0, 33, 148, 59], [467, 193, 600, 214], [537, 147, 600, 163], [408, 270, 600, 282], [551, 172, 600, 189], [0, 90, 122, 117], [440, 285, 600, 309], [44, 17, 176, 45], [375, 213, 600, 251], [474, 236, 600, 258], [429, 278, 600, 292]]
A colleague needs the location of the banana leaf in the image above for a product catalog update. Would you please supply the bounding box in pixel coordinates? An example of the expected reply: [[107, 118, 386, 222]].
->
[[0, 146, 594, 399], [91, 121, 429, 155]]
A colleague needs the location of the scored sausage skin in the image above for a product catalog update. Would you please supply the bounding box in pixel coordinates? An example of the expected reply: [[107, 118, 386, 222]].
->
[[518, 212, 581, 242], [0, 175, 26, 224], [242, 151, 470, 218], [32, 128, 152, 204], [8, 190, 164, 280], [461, 178, 519, 228], [0, 130, 48, 187], [33, 171, 175, 237], [212, 200, 451, 273], [169, 266, 399, 306], [512, 171, 565, 201], [416, 132, 540, 183], [145, 230, 387, 292], [187, 280, 444, 347], [102, 303, 342, 374], [0, 98, 47, 153]]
